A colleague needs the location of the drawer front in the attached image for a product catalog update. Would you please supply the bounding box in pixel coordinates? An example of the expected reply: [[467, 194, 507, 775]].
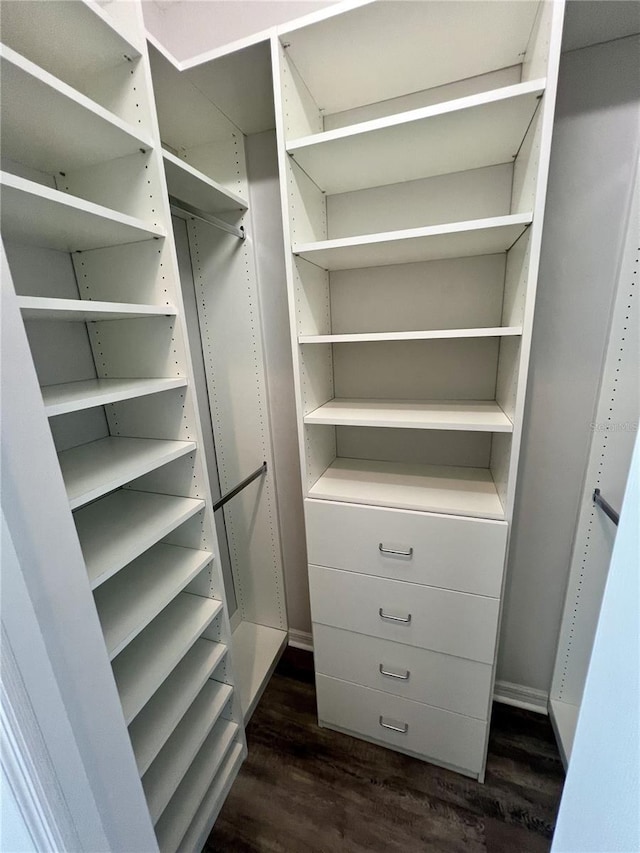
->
[[305, 499, 507, 597], [313, 624, 492, 719], [316, 674, 486, 776], [309, 565, 500, 664]]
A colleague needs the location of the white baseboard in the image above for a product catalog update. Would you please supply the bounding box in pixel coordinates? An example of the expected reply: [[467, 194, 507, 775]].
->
[[287, 629, 313, 653], [493, 680, 549, 715], [287, 634, 548, 716]]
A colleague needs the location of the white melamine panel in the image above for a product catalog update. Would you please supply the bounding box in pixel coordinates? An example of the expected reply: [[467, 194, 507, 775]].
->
[[305, 499, 507, 598], [41, 377, 187, 417], [0, 172, 165, 252], [74, 489, 205, 589], [316, 674, 486, 777], [288, 80, 545, 194], [0, 0, 142, 87], [309, 565, 500, 664], [143, 681, 233, 823], [304, 400, 513, 432], [58, 436, 197, 510], [17, 296, 177, 322], [163, 150, 247, 214], [72, 240, 169, 306], [94, 544, 213, 659], [308, 458, 504, 520], [112, 593, 223, 724], [154, 730, 240, 853], [548, 698, 579, 769], [300, 327, 522, 343], [313, 624, 492, 720], [129, 639, 227, 776], [294, 215, 532, 271], [282, 1, 539, 114], [232, 621, 288, 722], [0, 45, 153, 174]]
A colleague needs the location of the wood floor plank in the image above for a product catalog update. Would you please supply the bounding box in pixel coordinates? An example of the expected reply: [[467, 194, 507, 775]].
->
[[208, 648, 564, 853]]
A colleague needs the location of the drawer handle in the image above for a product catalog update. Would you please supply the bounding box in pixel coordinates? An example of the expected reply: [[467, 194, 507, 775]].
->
[[379, 664, 410, 680], [379, 543, 413, 558], [379, 608, 412, 624], [379, 715, 409, 734]]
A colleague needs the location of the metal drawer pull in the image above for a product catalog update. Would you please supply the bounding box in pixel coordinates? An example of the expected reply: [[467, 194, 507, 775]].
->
[[379, 608, 412, 623], [379, 543, 413, 557], [379, 716, 409, 734], [379, 664, 410, 680]]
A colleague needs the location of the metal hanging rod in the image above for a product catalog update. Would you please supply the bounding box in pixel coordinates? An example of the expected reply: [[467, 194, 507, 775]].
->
[[169, 195, 245, 240], [592, 488, 620, 527], [213, 462, 267, 512]]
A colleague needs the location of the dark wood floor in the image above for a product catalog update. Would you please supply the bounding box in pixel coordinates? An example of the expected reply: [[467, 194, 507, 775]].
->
[[208, 648, 564, 853]]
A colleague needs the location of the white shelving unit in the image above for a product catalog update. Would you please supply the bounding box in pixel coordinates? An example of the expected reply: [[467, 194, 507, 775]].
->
[[1, 2, 247, 849], [274, 0, 565, 780]]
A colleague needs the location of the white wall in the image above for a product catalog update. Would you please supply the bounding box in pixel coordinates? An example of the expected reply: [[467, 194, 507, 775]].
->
[[497, 33, 640, 693]]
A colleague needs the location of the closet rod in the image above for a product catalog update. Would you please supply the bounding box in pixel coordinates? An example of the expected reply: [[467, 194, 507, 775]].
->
[[213, 462, 267, 512], [169, 195, 245, 240], [592, 488, 620, 526]]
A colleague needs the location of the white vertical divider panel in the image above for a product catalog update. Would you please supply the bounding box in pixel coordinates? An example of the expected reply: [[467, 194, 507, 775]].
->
[[187, 213, 287, 631]]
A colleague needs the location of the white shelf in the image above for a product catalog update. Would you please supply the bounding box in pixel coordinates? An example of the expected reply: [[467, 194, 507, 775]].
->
[[549, 698, 579, 770], [308, 458, 505, 520], [287, 80, 545, 194], [0, 172, 165, 252], [154, 722, 239, 853], [112, 592, 223, 725], [94, 544, 213, 659], [304, 399, 513, 432], [163, 150, 247, 215], [75, 489, 205, 590], [129, 639, 227, 776], [17, 296, 177, 322], [232, 621, 288, 722], [293, 213, 531, 271], [59, 436, 196, 511], [143, 679, 233, 823], [42, 377, 187, 417], [0, 0, 143, 83], [299, 327, 522, 344], [0, 45, 154, 174]]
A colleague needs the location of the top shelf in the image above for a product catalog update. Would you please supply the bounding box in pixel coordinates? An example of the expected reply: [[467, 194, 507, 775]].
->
[[287, 80, 545, 195], [162, 151, 248, 215], [0, 0, 142, 89]]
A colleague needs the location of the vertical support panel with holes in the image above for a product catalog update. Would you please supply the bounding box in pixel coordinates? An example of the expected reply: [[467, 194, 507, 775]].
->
[[549, 159, 639, 768]]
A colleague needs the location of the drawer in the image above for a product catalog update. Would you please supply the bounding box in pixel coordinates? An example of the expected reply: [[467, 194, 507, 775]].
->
[[305, 499, 507, 597], [313, 624, 492, 719], [316, 674, 487, 777], [309, 564, 500, 664]]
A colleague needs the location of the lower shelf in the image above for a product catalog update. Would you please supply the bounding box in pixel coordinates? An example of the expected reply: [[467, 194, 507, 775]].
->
[[308, 457, 504, 520], [232, 621, 288, 722], [549, 697, 579, 770]]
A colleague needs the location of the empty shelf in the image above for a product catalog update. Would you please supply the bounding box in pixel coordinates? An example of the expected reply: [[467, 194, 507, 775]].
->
[[299, 327, 522, 344], [143, 680, 233, 823], [288, 79, 545, 194], [163, 150, 248, 214], [154, 724, 240, 853], [304, 399, 513, 432], [94, 543, 213, 659], [112, 592, 223, 724], [129, 639, 227, 776], [59, 436, 196, 511], [0, 172, 165, 252], [308, 458, 505, 520], [42, 377, 187, 417], [232, 621, 288, 722], [293, 213, 531, 271], [17, 296, 176, 322], [1, 45, 154, 174], [75, 490, 205, 590]]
